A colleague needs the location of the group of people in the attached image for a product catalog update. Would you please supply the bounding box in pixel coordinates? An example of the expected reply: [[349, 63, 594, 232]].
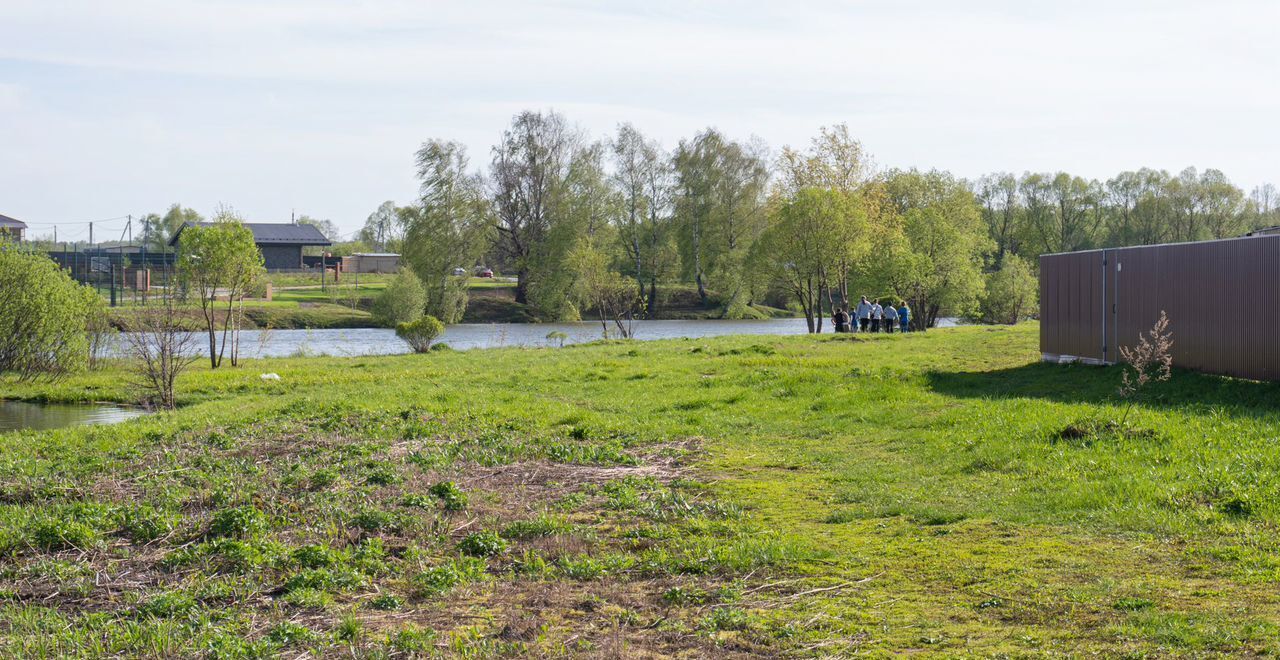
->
[[832, 297, 911, 333]]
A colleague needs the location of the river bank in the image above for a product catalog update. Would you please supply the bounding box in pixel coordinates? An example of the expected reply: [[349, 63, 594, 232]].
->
[[105, 282, 799, 330], [3, 324, 1278, 655]]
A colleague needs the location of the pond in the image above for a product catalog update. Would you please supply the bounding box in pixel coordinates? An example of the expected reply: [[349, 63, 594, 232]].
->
[[0, 400, 148, 433], [114, 317, 963, 358]]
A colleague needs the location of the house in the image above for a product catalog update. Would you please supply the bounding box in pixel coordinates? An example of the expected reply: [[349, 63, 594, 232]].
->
[[0, 214, 26, 242], [169, 222, 331, 271], [342, 253, 400, 274]]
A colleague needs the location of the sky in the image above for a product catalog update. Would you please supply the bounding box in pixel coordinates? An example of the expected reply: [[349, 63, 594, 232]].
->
[[1, 0, 1277, 241]]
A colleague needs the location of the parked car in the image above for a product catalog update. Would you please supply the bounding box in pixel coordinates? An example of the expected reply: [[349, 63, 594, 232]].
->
[[477, 268, 494, 278], [452, 267, 467, 276]]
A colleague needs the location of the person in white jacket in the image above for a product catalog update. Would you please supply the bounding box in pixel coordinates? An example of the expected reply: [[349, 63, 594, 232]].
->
[[882, 303, 899, 334], [855, 296, 872, 333], [870, 300, 883, 332]]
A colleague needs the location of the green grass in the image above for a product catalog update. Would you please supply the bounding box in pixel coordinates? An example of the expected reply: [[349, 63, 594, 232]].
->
[[3, 324, 1280, 655]]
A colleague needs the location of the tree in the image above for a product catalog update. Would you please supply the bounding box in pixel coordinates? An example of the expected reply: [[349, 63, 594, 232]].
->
[[978, 255, 1038, 324], [774, 125, 876, 312], [142, 205, 202, 252], [176, 212, 265, 368], [611, 123, 670, 313], [975, 173, 1021, 264], [0, 242, 102, 379], [882, 169, 991, 329], [296, 216, 341, 241], [755, 188, 864, 333], [569, 238, 639, 338], [402, 140, 491, 323], [672, 129, 769, 314], [360, 201, 402, 252], [371, 269, 427, 327], [490, 110, 583, 317], [775, 124, 872, 196], [122, 293, 199, 409]]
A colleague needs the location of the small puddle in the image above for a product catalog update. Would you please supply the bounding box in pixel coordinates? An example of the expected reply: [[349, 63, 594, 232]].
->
[[0, 400, 147, 432]]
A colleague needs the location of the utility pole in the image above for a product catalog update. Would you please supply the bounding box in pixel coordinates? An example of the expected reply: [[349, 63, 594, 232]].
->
[[89, 221, 94, 246]]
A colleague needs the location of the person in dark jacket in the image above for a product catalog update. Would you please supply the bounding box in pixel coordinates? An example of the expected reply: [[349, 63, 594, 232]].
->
[[833, 307, 849, 333]]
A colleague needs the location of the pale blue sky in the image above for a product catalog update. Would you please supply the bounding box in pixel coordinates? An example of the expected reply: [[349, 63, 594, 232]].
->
[[2, 0, 1277, 240]]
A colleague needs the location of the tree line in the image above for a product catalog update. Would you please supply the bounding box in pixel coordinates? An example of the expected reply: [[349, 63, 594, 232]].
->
[[378, 112, 1039, 332], [976, 170, 1280, 263], [119, 110, 1278, 334]]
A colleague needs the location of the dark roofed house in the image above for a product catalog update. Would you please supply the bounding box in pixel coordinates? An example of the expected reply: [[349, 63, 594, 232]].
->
[[169, 222, 332, 271], [0, 214, 27, 242]]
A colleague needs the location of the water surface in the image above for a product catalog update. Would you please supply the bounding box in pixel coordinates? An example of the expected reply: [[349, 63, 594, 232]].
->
[[114, 317, 962, 359], [0, 400, 147, 432]]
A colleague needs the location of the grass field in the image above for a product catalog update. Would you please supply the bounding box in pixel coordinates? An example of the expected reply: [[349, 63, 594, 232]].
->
[[3, 324, 1280, 656]]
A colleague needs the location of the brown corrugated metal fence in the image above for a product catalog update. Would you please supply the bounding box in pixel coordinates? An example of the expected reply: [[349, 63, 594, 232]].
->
[[1040, 234, 1280, 380]]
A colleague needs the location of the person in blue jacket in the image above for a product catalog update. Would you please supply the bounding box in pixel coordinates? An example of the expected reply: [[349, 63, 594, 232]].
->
[[898, 301, 911, 332]]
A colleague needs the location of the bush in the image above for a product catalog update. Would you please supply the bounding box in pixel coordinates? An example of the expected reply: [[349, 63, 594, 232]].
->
[[0, 242, 103, 379], [372, 270, 427, 327], [396, 316, 445, 353]]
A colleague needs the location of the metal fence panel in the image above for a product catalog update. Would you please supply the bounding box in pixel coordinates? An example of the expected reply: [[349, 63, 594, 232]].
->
[[1042, 234, 1280, 380]]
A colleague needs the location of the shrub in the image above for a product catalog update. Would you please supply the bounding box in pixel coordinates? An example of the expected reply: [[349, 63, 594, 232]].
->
[[372, 270, 427, 327], [0, 242, 103, 379], [396, 316, 445, 353]]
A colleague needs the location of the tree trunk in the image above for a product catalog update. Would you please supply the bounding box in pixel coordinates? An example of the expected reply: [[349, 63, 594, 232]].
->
[[646, 278, 658, 319], [515, 268, 529, 305]]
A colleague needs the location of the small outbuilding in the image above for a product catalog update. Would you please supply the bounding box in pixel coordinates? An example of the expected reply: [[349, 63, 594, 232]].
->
[[170, 222, 331, 271], [1040, 233, 1280, 381], [0, 214, 26, 242], [342, 253, 400, 274]]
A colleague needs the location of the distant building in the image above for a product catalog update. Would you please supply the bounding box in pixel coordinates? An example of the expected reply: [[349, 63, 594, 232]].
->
[[169, 222, 332, 271], [0, 214, 26, 242], [342, 253, 400, 274]]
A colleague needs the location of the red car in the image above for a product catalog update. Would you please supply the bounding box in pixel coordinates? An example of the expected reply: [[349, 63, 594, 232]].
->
[[477, 268, 494, 278]]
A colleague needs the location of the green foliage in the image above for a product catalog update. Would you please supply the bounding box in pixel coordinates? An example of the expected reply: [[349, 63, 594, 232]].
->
[[174, 213, 265, 368], [208, 506, 268, 539], [457, 531, 507, 557], [881, 169, 991, 327], [672, 128, 769, 312], [401, 142, 486, 324], [371, 270, 426, 327], [411, 557, 487, 597], [755, 187, 868, 332], [402, 140, 491, 323], [978, 255, 1039, 324], [395, 315, 444, 353], [0, 243, 102, 379], [429, 481, 468, 511]]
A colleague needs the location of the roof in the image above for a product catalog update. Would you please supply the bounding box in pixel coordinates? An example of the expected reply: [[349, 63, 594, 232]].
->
[[0, 214, 27, 229], [1039, 231, 1280, 258], [1246, 226, 1280, 237], [169, 222, 332, 247]]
